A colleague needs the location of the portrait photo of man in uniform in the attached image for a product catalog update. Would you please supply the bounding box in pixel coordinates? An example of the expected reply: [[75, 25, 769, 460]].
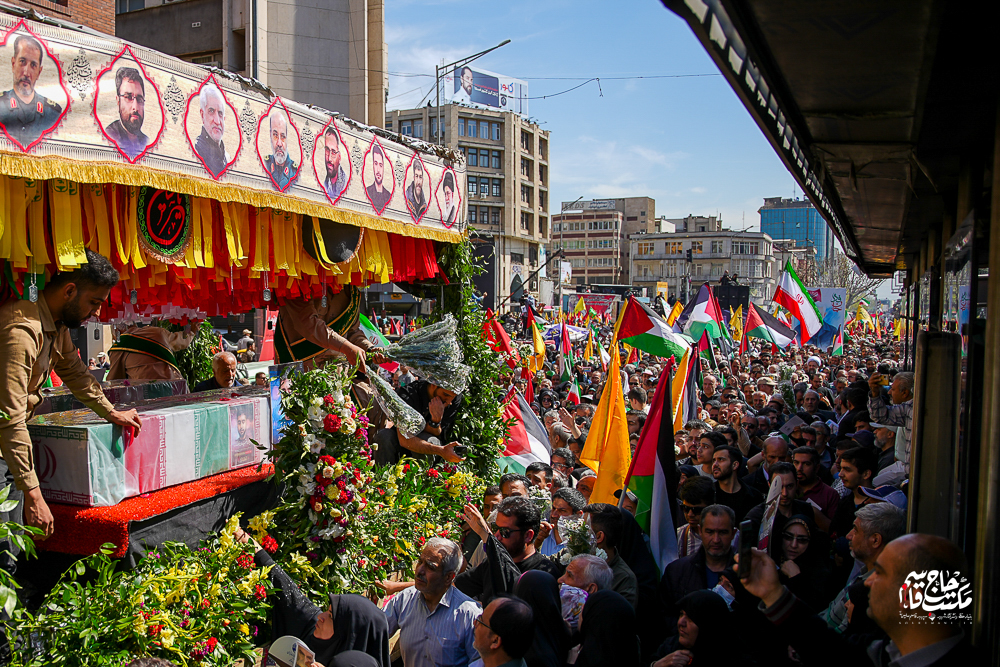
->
[[364, 143, 393, 213], [263, 109, 297, 190], [440, 170, 458, 226], [0, 34, 63, 149], [405, 157, 429, 221], [104, 67, 149, 160], [321, 125, 348, 201], [194, 82, 230, 177]]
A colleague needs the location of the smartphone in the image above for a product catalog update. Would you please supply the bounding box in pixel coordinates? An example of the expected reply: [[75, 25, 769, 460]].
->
[[452, 445, 468, 457], [738, 519, 754, 580], [879, 376, 890, 386]]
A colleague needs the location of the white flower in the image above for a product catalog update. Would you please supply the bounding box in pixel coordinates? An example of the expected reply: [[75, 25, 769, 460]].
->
[[560, 550, 572, 565], [322, 467, 335, 479], [309, 439, 325, 455], [318, 524, 346, 541], [341, 418, 357, 435], [306, 462, 316, 474], [339, 407, 351, 420], [595, 548, 608, 561], [308, 510, 319, 523], [332, 390, 344, 404], [307, 406, 324, 423], [311, 396, 324, 407], [296, 482, 316, 497], [298, 472, 313, 487]]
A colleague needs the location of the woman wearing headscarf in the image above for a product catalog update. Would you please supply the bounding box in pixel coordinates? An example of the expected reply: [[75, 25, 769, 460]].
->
[[514, 571, 570, 667], [773, 513, 833, 612], [576, 590, 639, 667], [650, 590, 730, 667], [617, 507, 665, 663], [238, 529, 391, 667]]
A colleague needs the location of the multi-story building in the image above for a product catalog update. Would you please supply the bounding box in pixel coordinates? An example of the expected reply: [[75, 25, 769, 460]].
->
[[773, 240, 818, 285], [630, 215, 777, 304], [550, 197, 656, 287], [117, 0, 387, 126], [758, 197, 835, 263], [9, 0, 115, 34], [385, 105, 550, 310]]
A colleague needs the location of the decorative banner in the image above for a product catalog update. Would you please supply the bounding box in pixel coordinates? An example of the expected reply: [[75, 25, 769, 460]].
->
[[0, 15, 466, 243], [804, 287, 846, 349], [136, 186, 191, 263], [404, 151, 432, 224]]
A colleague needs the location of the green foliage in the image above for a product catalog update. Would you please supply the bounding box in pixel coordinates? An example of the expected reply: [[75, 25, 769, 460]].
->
[[437, 239, 509, 479], [10, 516, 272, 667], [0, 485, 44, 621], [172, 324, 218, 388]]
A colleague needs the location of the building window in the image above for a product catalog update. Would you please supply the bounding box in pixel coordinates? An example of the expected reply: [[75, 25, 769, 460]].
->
[[733, 241, 760, 255], [385, 120, 393, 130], [637, 241, 654, 255], [539, 191, 546, 210], [480, 149, 490, 167], [468, 177, 477, 196], [539, 165, 547, 185], [491, 151, 501, 169], [571, 259, 585, 268], [511, 252, 524, 264], [401, 121, 412, 136], [538, 138, 547, 160], [458, 118, 466, 136], [413, 120, 423, 138], [479, 121, 489, 139], [117, 0, 145, 14], [529, 245, 538, 264], [711, 240, 724, 254], [521, 131, 532, 153], [694, 264, 703, 276], [492, 179, 502, 197], [480, 180, 489, 196], [539, 217, 547, 237], [691, 241, 703, 254], [521, 184, 532, 205], [469, 207, 477, 224], [711, 265, 722, 277], [467, 150, 478, 167], [492, 123, 501, 141], [468, 121, 478, 138], [521, 157, 531, 177], [521, 212, 533, 232], [492, 208, 501, 225]]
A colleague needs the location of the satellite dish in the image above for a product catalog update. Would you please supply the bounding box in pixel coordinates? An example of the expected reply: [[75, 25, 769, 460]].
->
[[302, 216, 363, 266]]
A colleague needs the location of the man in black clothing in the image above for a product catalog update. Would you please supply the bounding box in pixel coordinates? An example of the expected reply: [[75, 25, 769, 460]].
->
[[828, 447, 877, 540], [456, 496, 559, 605], [744, 462, 825, 537], [742, 436, 790, 497], [712, 445, 763, 523], [373, 379, 465, 465], [192, 351, 245, 392]]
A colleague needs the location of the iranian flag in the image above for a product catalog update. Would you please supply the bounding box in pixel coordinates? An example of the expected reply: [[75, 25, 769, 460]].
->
[[499, 388, 551, 473], [739, 302, 796, 353], [773, 260, 823, 342], [358, 314, 399, 372], [623, 362, 678, 571], [617, 297, 690, 361]]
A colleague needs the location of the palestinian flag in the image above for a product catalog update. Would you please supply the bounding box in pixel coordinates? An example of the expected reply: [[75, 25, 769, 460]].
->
[[559, 323, 574, 382], [670, 348, 699, 433], [681, 284, 725, 342], [773, 260, 823, 342], [832, 328, 844, 355], [520, 365, 535, 404], [499, 389, 551, 473], [358, 314, 399, 372], [696, 330, 718, 372], [623, 360, 678, 570], [616, 296, 690, 362], [740, 302, 796, 353]]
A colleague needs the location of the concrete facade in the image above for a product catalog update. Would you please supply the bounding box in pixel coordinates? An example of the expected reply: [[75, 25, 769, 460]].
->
[[7, 0, 115, 34], [549, 197, 656, 287], [629, 225, 777, 305], [116, 0, 386, 126], [386, 104, 550, 311]]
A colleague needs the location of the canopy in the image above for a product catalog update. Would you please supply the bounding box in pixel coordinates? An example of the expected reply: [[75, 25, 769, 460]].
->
[[0, 14, 465, 316]]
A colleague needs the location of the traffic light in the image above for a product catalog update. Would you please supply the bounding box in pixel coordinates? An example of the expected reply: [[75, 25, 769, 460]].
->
[[686, 249, 693, 261]]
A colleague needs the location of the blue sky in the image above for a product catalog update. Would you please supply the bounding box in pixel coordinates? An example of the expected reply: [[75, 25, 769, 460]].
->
[[385, 0, 798, 230]]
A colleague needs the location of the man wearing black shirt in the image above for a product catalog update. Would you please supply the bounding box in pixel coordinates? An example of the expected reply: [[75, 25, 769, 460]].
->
[[711, 445, 762, 523], [744, 463, 826, 536], [373, 379, 465, 465], [455, 496, 560, 604]]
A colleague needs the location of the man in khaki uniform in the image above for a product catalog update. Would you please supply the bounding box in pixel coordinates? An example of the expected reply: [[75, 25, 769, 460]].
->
[[274, 284, 387, 429], [0, 250, 142, 553], [106, 323, 198, 383]]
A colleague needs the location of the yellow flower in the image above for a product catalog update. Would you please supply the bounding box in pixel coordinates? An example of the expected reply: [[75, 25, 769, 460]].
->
[[208, 583, 222, 598], [325, 485, 337, 500], [239, 623, 250, 635], [160, 628, 176, 647]]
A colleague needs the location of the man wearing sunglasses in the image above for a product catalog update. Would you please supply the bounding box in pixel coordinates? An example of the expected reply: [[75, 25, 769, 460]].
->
[[456, 496, 559, 604]]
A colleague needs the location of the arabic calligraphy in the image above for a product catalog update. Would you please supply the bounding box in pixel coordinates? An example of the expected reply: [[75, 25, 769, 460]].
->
[[899, 570, 971, 622]]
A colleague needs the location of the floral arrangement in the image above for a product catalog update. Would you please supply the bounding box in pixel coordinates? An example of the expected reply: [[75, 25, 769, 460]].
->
[[369, 371, 426, 437], [376, 315, 471, 393], [266, 364, 485, 599], [528, 484, 551, 517], [552, 515, 606, 565], [13, 514, 272, 667]]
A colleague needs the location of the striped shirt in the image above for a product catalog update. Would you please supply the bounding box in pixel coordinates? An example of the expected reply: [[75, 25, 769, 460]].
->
[[384, 585, 479, 667], [868, 394, 913, 474]]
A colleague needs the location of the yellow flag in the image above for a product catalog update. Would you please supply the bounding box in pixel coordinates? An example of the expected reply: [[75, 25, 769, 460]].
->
[[857, 304, 874, 331], [672, 348, 693, 433], [529, 313, 546, 373], [729, 305, 743, 342], [584, 328, 594, 361], [666, 300, 683, 326], [573, 296, 586, 316], [580, 343, 632, 503]]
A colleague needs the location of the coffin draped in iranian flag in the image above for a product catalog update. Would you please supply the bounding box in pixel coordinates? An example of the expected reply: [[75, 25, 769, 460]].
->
[[28, 390, 270, 507]]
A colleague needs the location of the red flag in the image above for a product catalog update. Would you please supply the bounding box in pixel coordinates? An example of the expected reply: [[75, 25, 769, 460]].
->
[[484, 309, 520, 368], [521, 366, 535, 404]]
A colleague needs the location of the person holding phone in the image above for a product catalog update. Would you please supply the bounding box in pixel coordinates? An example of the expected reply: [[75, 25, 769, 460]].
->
[[372, 379, 466, 465]]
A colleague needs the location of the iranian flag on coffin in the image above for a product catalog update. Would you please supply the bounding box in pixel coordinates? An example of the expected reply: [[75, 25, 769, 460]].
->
[[773, 260, 823, 342], [499, 389, 552, 474], [617, 297, 690, 361], [358, 314, 399, 373]]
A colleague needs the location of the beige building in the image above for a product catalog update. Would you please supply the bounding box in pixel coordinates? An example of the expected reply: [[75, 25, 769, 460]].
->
[[386, 105, 550, 310], [117, 0, 387, 126], [549, 197, 656, 287], [630, 214, 777, 304]]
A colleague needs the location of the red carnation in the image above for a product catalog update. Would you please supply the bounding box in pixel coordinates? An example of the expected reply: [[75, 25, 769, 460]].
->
[[324, 414, 342, 433], [426, 468, 440, 478], [261, 535, 279, 554], [206, 637, 218, 652], [236, 554, 253, 569], [323, 395, 337, 406], [254, 583, 267, 601]]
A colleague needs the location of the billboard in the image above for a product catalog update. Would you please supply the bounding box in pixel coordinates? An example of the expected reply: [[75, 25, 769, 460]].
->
[[445, 66, 528, 116]]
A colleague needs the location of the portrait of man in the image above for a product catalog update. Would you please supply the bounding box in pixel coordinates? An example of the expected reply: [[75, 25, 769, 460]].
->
[[405, 158, 428, 220], [104, 67, 148, 160], [263, 109, 297, 190], [365, 144, 392, 213], [453, 66, 474, 104], [0, 34, 63, 148], [231, 403, 257, 466], [321, 125, 348, 201], [440, 170, 458, 225], [194, 82, 230, 177]]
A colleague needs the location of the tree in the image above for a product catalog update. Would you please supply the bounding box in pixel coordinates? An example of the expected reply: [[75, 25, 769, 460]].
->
[[814, 249, 883, 311]]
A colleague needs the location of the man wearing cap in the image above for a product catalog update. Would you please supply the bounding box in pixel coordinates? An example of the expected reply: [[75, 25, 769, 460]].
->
[[95, 351, 110, 370], [236, 329, 255, 361], [756, 376, 777, 397], [867, 371, 913, 474]]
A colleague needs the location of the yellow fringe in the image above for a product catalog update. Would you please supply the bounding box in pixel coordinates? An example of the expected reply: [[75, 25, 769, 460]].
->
[[0, 152, 464, 244]]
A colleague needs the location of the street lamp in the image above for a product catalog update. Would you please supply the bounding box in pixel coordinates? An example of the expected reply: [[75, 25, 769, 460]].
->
[[435, 39, 511, 146]]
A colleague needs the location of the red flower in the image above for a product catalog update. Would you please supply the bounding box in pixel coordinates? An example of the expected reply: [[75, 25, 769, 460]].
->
[[426, 469, 440, 478], [255, 583, 267, 601], [261, 535, 279, 554], [324, 414, 342, 433], [206, 637, 218, 652], [201, 598, 211, 609], [319, 455, 336, 465], [403, 464, 410, 472], [236, 554, 253, 569], [323, 395, 337, 406], [148, 624, 163, 636]]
